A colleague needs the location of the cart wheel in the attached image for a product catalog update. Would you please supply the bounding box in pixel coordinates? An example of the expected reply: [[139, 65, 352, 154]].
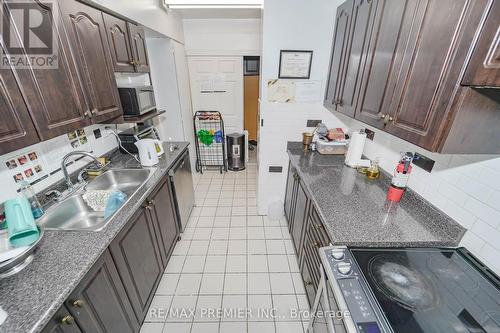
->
[[195, 160, 201, 173]]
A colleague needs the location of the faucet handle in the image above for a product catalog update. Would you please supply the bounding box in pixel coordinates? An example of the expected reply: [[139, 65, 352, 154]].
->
[[45, 190, 63, 201]]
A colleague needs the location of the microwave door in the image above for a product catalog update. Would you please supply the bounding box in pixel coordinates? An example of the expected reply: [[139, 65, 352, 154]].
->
[[137, 88, 156, 114]]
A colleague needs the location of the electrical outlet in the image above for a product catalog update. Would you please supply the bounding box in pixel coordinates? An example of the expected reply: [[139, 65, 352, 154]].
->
[[268, 166, 283, 173], [307, 120, 322, 127], [413, 152, 435, 173], [365, 128, 375, 140]]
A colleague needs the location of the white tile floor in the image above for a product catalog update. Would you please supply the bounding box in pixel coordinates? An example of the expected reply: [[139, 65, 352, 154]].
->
[[141, 153, 309, 333]]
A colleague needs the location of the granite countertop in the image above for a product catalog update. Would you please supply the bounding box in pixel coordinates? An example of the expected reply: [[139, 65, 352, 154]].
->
[[287, 142, 465, 247], [0, 142, 189, 333]]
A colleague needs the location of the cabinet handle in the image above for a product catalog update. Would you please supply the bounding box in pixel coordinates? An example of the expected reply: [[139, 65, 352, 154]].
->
[[337, 99, 343, 106], [313, 241, 320, 248], [72, 299, 84, 308], [84, 110, 93, 119], [314, 224, 323, 230], [91, 108, 98, 115], [378, 112, 386, 119], [60, 315, 74, 325], [148, 199, 155, 206], [384, 115, 393, 125], [305, 280, 313, 286]]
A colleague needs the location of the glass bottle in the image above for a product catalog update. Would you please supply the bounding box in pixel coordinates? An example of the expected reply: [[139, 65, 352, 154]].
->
[[19, 181, 44, 219], [366, 158, 381, 180]]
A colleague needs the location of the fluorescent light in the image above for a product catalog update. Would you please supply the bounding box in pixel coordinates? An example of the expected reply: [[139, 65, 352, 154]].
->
[[162, 0, 263, 8]]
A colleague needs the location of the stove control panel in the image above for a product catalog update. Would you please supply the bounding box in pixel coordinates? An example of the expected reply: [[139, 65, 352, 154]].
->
[[323, 246, 389, 333]]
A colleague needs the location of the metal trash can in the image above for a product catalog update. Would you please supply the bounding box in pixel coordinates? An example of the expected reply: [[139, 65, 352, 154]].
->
[[226, 133, 245, 171]]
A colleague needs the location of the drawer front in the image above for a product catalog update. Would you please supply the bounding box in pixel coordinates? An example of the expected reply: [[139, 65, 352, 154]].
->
[[309, 206, 330, 245]]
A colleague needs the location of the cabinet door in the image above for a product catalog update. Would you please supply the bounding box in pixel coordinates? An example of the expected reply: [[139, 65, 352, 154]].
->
[[148, 177, 179, 267], [299, 255, 316, 308], [354, 0, 410, 128], [0, 50, 40, 155], [291, 180, 308, 256], [59, 0, 122, 123], [110, 205, 163, 322], [128, 24, 150, 73], [336, 0, 378, 117], [325, 0, 354, 110], [2, 0, 91, 140], [65, 249, 138, 333], [103, 13, 135, 72], [284, 163, 297, 227], [462, 0, 500, 86], [383, 0, 488, 150], [42, 305, 83, 333]]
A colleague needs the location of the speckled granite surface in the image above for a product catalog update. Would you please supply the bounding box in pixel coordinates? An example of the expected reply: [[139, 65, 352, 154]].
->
[[0, 142, 189, 333], [287, 142, 465, 248]]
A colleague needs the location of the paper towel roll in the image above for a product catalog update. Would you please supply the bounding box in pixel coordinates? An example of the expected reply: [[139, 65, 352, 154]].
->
[[344, 131, 366, 167]]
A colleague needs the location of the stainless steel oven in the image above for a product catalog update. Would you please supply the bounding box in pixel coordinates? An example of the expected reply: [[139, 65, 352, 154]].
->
[[118, 85, 156, 116], [309, 246, 500, 333]]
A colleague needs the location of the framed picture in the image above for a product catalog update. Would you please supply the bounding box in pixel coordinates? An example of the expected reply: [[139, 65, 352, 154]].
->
[[278, 50, 313, 79]]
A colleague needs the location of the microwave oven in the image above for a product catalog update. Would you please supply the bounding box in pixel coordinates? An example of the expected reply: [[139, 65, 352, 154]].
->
[[118, 86, 156, 116]]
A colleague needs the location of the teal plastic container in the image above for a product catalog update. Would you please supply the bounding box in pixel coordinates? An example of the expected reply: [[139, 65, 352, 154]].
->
[[4, 197, 39, 247]]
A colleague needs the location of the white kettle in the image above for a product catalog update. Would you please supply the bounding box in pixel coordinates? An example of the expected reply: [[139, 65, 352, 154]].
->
[[135, 139, 160, 167]]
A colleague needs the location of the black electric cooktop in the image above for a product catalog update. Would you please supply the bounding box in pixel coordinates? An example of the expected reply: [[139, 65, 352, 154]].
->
[[351, 248, 500, 333]]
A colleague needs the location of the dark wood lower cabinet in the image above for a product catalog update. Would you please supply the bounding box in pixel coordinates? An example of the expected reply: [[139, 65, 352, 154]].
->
[[291, 180, 309, 256], [65, 249, 138, 333], [284, 163, 297, 225], [148, 177, 179, 268], [109, 205, 163, 323], [42, 305, 83, 333]]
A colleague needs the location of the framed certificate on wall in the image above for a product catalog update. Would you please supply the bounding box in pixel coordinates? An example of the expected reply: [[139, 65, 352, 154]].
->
[[278, 50, 313, 79]]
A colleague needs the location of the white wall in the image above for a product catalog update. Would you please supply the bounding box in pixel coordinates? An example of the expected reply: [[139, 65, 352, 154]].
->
[[257, 0, 345, 214], [0, 125, 118, 205], [147, 37, 197, 172], [183, 18, 261, 56], [147, 38, 186, 141], [94, 0, 184, 43], [338, 114, 500, 275]]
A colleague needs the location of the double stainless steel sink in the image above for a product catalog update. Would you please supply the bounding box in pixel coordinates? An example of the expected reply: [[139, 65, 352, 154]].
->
[[38, 169, 152, 232]]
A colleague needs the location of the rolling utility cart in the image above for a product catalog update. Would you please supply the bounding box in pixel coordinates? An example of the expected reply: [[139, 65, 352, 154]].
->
[[193, 111, 227, 174]]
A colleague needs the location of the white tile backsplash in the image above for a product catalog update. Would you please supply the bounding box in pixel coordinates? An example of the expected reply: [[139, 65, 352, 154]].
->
[[337, 112, 500, 275], [0, 124, 118, 205]]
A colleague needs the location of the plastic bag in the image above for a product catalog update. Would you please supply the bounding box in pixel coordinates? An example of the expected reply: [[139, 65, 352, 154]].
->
[[104, 191, 128, 219]]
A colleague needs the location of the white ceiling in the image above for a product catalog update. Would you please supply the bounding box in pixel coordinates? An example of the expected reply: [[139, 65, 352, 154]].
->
[[174, 7, 261, 19]]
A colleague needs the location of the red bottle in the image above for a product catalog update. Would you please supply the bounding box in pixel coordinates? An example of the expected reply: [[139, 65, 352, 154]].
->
[[387, 153, 414, 202]]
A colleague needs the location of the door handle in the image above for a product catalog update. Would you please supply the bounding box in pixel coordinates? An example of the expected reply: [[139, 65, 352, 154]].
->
[[60, 315, 74, 325]]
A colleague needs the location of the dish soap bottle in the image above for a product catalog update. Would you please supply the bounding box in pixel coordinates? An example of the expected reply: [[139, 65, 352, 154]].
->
[[19, 181, 44, 219], [366, 158, 380, 180]]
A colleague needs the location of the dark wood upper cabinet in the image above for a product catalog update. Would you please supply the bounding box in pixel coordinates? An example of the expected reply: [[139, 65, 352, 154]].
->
[[59, 0, 122, 123], [336, 0, 378, 117], [326, 0, 498, 153], [102, 13, 135, 72], [3, 0, 91, 140], [65, 249, 138, 333], [128, 24, 150, 73], [109, 205, 163, 323], [325, 0, 353, 110], [0, 52, 40, 155], [462, 0, 500, 87], [148, 176, 179, 267], [354, 0, 409, 128], [384, 0, 489, 150]]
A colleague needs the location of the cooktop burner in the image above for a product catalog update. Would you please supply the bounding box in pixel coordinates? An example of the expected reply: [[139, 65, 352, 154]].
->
[[351, 248, 500, 333], [368, 254, 437, 311]]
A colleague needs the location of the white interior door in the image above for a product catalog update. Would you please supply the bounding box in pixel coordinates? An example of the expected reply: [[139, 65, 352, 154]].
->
[[188, 56, 244, 134]]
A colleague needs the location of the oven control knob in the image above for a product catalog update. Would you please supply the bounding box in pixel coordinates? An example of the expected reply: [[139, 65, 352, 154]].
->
[[330, 248, 345, 260], [337, 262, 352, 275]]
